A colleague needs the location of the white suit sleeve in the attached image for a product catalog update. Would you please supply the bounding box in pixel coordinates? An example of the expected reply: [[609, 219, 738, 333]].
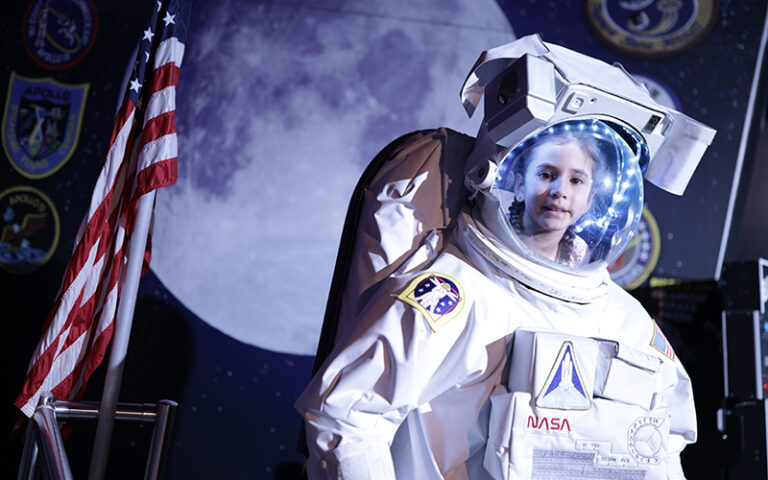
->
[[609, 288, 698, 479], [296, 279, 477, 480], [664, 358, 697, 479], [644, 317, 696, 479]]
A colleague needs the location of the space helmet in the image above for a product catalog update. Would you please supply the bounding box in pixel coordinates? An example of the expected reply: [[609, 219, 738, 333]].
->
[[459, 35, 715, 300], [479, 118, 647, 275]]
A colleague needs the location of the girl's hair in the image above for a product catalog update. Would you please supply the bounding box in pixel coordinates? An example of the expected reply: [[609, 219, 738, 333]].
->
[[512, 131, 603, 179]]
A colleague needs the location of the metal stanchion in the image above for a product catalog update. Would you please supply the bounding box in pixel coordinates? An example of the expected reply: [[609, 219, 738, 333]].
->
[[144, 400, 178, 480], [17, 420, 39, 480]]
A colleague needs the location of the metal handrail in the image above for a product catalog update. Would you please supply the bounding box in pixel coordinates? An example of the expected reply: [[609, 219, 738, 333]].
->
[[17, 393, 177, 480], [55, 400, 167, 423]]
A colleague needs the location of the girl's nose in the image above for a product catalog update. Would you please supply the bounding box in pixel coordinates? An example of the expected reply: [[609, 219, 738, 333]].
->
[[549, 178, 567, 198]]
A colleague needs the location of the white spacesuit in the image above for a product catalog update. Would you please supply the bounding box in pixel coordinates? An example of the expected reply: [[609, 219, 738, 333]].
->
[[296, 35, 715, 479]]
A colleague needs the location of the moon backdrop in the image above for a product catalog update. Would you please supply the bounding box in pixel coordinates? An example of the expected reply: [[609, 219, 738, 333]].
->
[[151, 0, 515, 355]]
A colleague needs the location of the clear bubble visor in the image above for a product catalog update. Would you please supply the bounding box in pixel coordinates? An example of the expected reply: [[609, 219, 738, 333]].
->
[[491, 119, 649, 272]]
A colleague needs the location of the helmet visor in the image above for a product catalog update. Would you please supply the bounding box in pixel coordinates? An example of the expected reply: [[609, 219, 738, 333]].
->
[[491, 119, 649, 273]]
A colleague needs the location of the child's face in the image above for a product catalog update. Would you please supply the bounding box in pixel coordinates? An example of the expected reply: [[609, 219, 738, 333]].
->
[[516, 141, 595, 236]]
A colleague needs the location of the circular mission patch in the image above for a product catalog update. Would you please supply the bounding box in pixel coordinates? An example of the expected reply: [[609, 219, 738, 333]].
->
[[0, 186, 60, 274], [22, 0, 98, 70], [585, 0, 718, 57], [608, 206, 661, 290]]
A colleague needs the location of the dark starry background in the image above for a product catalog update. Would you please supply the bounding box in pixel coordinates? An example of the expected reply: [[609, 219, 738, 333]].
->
[[1, 1, 767, 479]]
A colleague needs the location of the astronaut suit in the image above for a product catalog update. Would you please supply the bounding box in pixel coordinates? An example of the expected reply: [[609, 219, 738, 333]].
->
[[296, 35, 716, 479]]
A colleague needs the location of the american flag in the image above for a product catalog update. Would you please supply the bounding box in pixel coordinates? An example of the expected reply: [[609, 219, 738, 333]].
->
[[651, 320, 676, 361], [15, 0, 191, 417]]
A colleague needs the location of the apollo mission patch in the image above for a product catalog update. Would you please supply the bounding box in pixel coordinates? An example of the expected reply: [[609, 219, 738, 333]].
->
[[22, 0, 98, 69], [0, 186, 60, 274], [586, 0, 718, 57], [2, 72, 89, 179]]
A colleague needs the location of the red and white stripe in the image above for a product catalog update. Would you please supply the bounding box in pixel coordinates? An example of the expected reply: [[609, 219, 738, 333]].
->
[[15, 36, 185, 417]]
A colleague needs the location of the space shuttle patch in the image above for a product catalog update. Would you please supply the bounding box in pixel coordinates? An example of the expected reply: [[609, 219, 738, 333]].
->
[[650, 321, 676, 361], [536, 341, 592, 410], [397, 272, 464, 332]]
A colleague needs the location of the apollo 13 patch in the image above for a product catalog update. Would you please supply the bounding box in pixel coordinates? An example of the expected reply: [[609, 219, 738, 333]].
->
[[536, 341, 592, 411], [586, 0, 717, 57], [397, 273, 464, 332], [2, 72, 89, 179]]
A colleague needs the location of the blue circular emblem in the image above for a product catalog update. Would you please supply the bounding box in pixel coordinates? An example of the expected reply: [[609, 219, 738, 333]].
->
[[23, 0, 98, 70], [586, 0, 718, 57], [397, 272, 466, 332], [414, 274, 462, 315]]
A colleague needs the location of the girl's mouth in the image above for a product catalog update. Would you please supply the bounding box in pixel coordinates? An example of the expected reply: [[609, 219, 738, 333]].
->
[[543, 204, 569, 214]]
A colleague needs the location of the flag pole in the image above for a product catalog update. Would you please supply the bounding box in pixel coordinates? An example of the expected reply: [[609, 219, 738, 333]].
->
[[88, 190, 157, 480]]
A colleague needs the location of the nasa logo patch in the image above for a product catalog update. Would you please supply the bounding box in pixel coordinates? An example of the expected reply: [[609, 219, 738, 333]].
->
[[627, 416, 666, 465], [586, 0, 718, 57], [609, 207, 661, 290], [397, 273, 464, 332], [536, 341, 592, 411], [22, 0, 98, 70], [2, 72, 89, 179], [0, 186, 60, 274]]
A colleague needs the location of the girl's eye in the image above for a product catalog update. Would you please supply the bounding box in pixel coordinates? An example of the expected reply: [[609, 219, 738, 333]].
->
[[539, 172, 552, 180], [571, 177, 584, 185]]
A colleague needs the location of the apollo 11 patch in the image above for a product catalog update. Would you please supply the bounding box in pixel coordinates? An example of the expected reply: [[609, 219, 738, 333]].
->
[[397, 272, 464, 332], [0, 185, 60, 274]]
